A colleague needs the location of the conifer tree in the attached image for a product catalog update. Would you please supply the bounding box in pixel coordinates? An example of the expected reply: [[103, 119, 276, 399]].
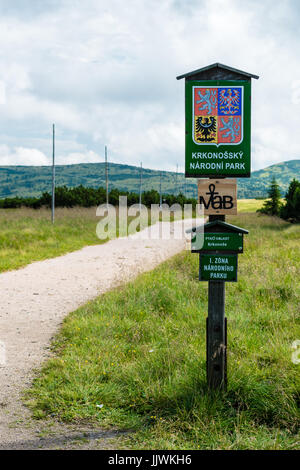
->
[[258, 178, 282, 216], [280, 178, 300, 222]]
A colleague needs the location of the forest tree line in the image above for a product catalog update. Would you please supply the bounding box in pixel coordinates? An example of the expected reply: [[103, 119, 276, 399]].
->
[[258, 178, 300, 222], [1, 178, 299, 223], [0, 185, 198, 210]]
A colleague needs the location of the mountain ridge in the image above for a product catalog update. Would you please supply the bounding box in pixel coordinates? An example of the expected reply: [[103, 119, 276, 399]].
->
[[0, 159, 299, 199]]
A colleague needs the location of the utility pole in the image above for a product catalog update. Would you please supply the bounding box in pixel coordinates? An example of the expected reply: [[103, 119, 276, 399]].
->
[[139, 162, 143, 209], [175, 163, 178, 195], [159, 171, 162, 208], [105, 145, 109, 209], [51, 123, 55, 224]]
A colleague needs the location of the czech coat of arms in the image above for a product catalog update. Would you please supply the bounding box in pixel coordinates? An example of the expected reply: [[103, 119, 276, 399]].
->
[[193, 86, 243, 146]]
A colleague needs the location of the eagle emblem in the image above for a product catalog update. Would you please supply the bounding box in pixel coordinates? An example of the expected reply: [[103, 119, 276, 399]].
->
[[195, 116, 217, 142], [193, 86, 243, 146]]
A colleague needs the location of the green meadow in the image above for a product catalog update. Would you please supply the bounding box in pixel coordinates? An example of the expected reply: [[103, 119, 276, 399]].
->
[[25, 213, 300, 450], [0, 201, 264, 273], [0, 207, 101, 272], [237, 198, 264, 212], [0, 206, 151, 273]]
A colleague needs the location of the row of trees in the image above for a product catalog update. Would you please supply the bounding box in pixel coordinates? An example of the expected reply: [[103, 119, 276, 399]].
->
[[0, 185, 198, 210], [258, 178, 300, 222], [1, 179, 299, 222]]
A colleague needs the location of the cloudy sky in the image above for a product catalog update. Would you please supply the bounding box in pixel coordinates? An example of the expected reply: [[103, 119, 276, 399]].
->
[[0, 0, 299, 172]]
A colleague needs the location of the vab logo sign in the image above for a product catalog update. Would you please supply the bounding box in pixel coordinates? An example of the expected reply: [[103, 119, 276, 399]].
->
[[199, 183, 234, 211], [193, 86, 243, 146], [198, 179, 237, 215]]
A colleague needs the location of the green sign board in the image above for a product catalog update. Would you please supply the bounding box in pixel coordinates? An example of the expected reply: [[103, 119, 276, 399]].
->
[[192, 232, 243, 252], [185, 80, 251, 178], [199, 254, 238, 282]]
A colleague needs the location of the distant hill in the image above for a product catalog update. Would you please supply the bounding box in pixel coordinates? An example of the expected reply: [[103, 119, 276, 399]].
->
[[0, 160, 299, 199], [238, 160, 300, 198]]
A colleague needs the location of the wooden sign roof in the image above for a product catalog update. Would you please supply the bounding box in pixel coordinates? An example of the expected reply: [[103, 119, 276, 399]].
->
[[186, 220, 249, 234], [176, 63, 259, 82], [204, 220, 249, 234]]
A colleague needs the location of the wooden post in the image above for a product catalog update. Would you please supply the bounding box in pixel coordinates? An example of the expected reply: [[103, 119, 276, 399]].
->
[[207, 213, 227, 391], [177, 63, 258, 391]]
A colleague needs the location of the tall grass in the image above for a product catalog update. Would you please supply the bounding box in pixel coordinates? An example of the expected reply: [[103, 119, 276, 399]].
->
[[26, 213, 300, 449], [237, 199, 265, 212], [0, 206, 152, 272], [0, 200, 267, 273], [0, 207, 101, 272]]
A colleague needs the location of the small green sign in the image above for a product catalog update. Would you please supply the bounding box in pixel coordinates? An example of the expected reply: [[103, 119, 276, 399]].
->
[[200, 254, 238, 282], [185, 80, 251, 178], [192, 232, 243, 252]]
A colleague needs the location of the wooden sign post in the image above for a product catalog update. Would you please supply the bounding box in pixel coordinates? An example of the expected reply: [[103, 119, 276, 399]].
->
[[191, 220, 248, 388], [177, 63, 258, 390]]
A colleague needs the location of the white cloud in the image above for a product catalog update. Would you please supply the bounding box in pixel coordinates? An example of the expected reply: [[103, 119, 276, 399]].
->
[[56, 150, 100, 165], [291, 80, 300, 105], [0, 0, 299, 172], [0, 145, 48, 166], [0, 81, 5, 104]]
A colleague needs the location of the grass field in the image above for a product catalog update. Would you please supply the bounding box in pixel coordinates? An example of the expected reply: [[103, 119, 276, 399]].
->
[[26, 213, 300, 450], [237, 199, 265, 212], [237, 198, 286, 213], [0, 201, 266, 273], [0, 207, 101, 272], [0, 207, 152, 273]]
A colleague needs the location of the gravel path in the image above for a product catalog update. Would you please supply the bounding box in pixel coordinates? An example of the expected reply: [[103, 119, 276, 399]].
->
[[0, 219, 193, 449]]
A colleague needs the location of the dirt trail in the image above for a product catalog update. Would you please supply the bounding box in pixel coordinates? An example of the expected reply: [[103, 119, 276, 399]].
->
[[0, 219, 193, 449]]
